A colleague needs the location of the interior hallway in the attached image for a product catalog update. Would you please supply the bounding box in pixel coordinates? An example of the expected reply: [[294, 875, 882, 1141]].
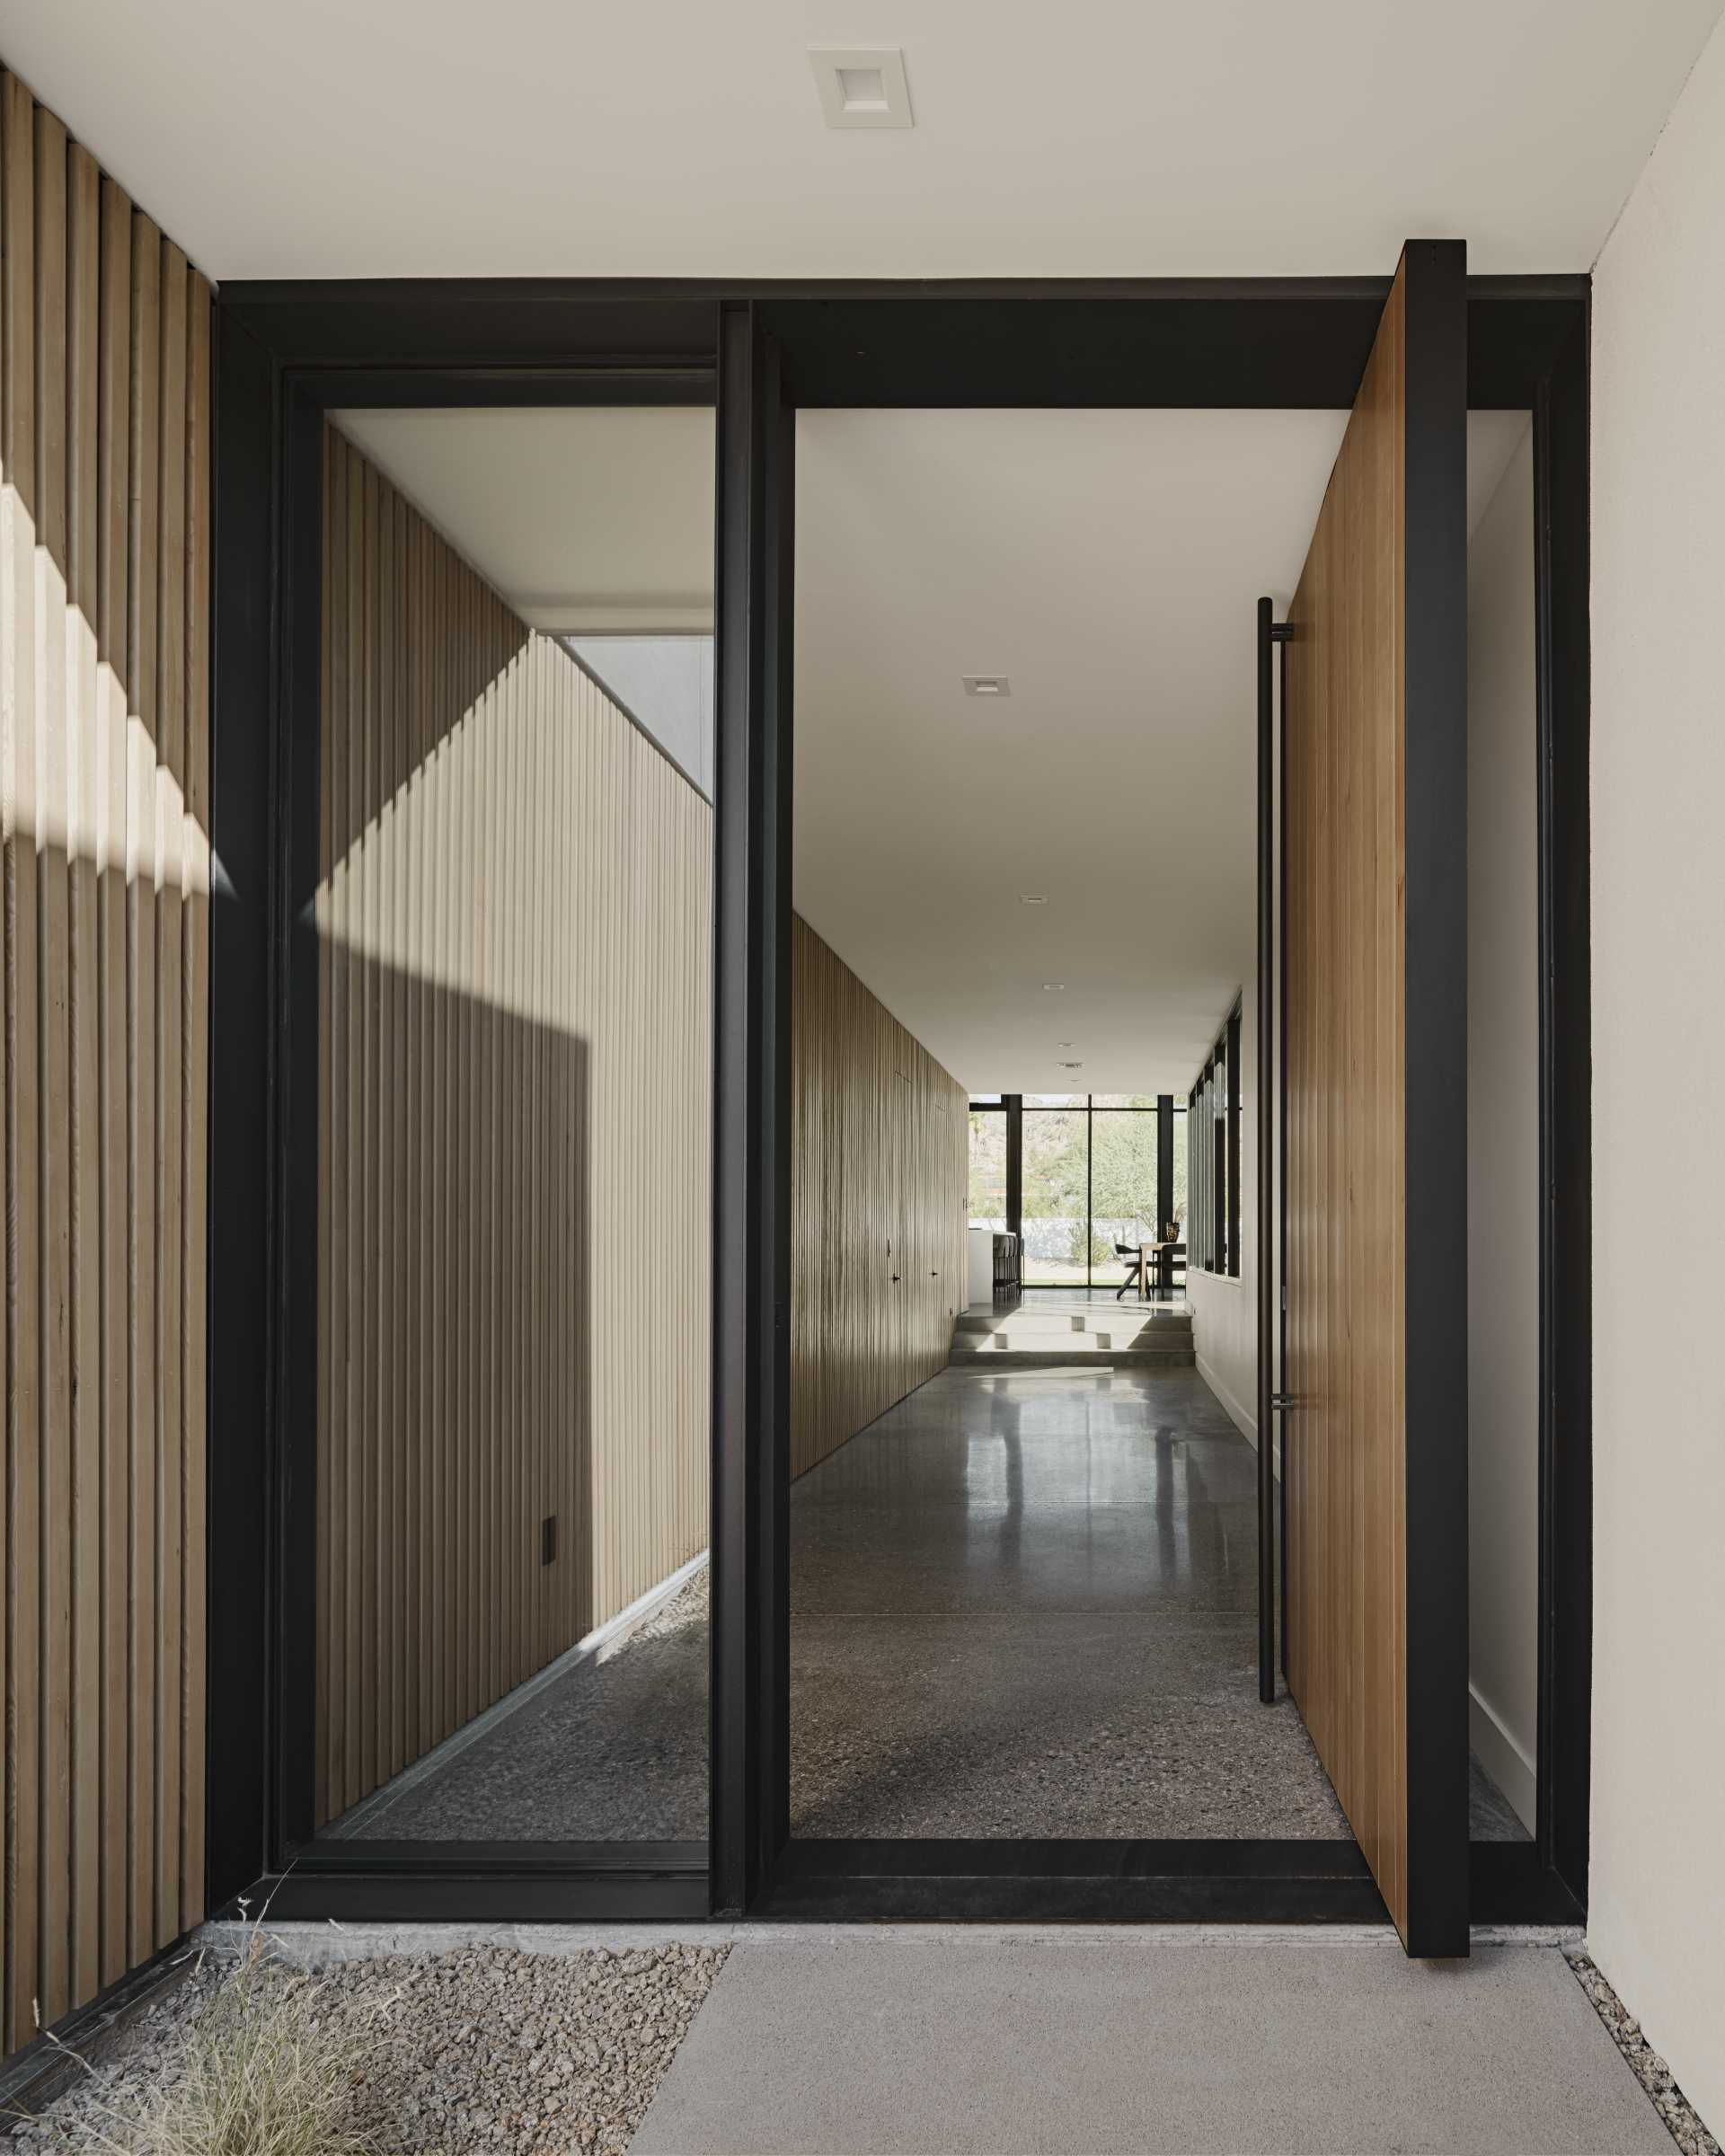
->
[[328, 1347, 1529, 1846], [792, 1360, 1348, 1839]]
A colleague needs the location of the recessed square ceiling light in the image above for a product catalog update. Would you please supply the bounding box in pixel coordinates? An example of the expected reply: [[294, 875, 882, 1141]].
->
[[962, 675, 1010, 697], [809, 47, 914, 129]]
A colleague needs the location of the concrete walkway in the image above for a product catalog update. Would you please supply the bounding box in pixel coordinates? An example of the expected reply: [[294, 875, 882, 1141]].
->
[[632, 1931, 1668, 2156]]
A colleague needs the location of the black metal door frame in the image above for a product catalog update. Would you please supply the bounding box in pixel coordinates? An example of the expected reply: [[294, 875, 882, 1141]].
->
[[208, 274, 1590, 1931]]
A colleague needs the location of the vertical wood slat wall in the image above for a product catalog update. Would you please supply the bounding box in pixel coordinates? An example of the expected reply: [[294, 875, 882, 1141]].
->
[[0, 69, 209, 2054], [790, 915, 967, 1481], [315, 424, 712, 1829], [1284, 261, 1409, 1930]]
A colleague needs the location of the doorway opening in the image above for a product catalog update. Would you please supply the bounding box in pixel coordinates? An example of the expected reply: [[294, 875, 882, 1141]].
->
[[785, 404, 1351, 1851], [732, 255, 1592, 1948], [208, 266, 1589, 1943]]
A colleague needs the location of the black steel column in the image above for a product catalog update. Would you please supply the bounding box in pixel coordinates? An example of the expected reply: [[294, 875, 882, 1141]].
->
[[1085, 1097, 1094, 1290], [1155, 1095, 1172, 1250], [206, 307, 281, 1901], [1005, 1095, 1023, 1242], [712, 303, 792, 1914]]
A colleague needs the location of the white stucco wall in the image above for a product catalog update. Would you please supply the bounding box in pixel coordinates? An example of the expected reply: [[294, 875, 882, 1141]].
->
[[1465, 425, 1540, 1833], [1589, 13, 1725, 2134]]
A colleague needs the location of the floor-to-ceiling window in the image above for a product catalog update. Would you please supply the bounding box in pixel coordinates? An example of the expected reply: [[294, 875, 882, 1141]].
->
[[1022, 1096, 1091, 1284], [973, 1094, 1184, 1291], [967, 1095, 1009, 1230]]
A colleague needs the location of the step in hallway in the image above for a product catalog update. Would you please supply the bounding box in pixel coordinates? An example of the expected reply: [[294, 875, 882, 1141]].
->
[[948, 1292, 1196, 1370]]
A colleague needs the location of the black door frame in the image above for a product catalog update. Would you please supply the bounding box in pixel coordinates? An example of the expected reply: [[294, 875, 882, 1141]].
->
[[208, 275, 1590, 1931]]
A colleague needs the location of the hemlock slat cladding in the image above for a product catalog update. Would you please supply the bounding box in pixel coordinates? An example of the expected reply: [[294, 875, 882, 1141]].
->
[[314, 424, 713, 1828], [0, 66, 209, 2055]]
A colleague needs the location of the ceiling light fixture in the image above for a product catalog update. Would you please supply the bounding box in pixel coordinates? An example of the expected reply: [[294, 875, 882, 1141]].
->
[[962, 676, 1011, 698], [1019, 893, 1048, 906], [809, 47, 915, 129], [1042, 982, 1065, 992], [1058, 1061, 1084, 1070]]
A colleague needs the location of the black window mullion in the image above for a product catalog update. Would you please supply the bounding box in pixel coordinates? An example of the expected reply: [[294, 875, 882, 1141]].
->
[[1085, 1097, 1094, 1292]]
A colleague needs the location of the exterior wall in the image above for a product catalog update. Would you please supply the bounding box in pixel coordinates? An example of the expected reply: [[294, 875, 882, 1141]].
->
[[314, 423, 711, 1827], [790, 915, 967, 1480], [1188, 979, 1259, 1445], [1465, 423, 1539, 1833], [1589, 13, 1725, 2133], [0, 69, 209, 2054]]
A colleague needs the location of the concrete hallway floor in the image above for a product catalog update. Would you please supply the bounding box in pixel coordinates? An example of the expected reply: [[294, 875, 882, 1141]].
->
[[792, 1363, 1349, 1838], [632, 1931, 1672, 2156]]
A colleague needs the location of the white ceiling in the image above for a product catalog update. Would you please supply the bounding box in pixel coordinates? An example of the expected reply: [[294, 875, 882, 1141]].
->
[[331, 408, 715, 634], [3, 1, 1718, 279], [793, 408, 1529, 1098]]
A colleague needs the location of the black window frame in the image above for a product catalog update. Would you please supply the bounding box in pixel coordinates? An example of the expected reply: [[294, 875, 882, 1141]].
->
[[1189, 1000, 1243, 1279], [975, 1093, 1187, 1294], [208, 272, 1594, 1934], [209, 300, 721, 1922]]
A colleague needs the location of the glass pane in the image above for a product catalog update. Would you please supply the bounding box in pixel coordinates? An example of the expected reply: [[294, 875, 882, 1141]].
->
[[1172, 1107, 1190, 1247], [969, 1092, 1004, 1106], [968, 1109, 1008, 1229], [311, 404, 712, 1848], [1022, 1092, 1086, 1108], [1022, 1108, 1089, 1283], [1088, 1093, 1159, 1109], [564, 634, 713, 800], [1091, 1110, 1158, 1264]]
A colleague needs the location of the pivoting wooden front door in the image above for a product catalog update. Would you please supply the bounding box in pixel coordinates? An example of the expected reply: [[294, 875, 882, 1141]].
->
[[1282, 242, 1470, 1957]]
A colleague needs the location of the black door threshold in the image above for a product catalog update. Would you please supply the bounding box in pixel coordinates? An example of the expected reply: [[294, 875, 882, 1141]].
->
[[753, 1838, 1386, 1923]]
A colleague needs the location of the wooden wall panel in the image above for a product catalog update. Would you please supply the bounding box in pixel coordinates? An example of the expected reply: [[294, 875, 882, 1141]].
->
[[1286, 257, 1410, 1924], [315, 425, 712, 1828], [790, 915, 967, 1480], [0, 68, 208, 2054]]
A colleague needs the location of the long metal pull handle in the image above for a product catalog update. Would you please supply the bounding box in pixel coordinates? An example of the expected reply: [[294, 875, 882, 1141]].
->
[[1257, 598, 1277, 1704]]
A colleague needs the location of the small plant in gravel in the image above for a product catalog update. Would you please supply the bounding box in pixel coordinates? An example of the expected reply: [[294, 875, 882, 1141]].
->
[[29, 1932, 385, 2156]]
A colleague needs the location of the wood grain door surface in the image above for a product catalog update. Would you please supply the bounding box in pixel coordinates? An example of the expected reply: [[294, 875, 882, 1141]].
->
[[1283, 242, 1470, 1957]]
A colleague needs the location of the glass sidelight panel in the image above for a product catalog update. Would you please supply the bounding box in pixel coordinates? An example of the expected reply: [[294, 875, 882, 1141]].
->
[[305, 404, 713, 1850], [1090, 1110, 1159, 1252], [1021, 1107, 1088, 1284], [968, 1105, 1008, 1229]]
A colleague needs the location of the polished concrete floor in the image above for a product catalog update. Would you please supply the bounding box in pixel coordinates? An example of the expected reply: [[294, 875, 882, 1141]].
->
[[330, 1357, 1527, 1844], [791, 1364, 1350, 1838]]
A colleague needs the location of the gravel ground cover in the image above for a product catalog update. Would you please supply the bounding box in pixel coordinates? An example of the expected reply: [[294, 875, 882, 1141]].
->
[[1567, 1948, 1721, 2156], [343, 1572, 709, 1843], [5, 1941, 727, 2154]]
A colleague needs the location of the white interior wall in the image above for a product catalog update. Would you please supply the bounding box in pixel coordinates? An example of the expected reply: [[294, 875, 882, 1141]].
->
[[1589, 10, 1725, 2136], [1465, 426, 1541, 1833]]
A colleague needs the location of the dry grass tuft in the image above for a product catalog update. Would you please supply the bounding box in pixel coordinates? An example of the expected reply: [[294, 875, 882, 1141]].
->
[[32, 1934, 386, 2156]]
